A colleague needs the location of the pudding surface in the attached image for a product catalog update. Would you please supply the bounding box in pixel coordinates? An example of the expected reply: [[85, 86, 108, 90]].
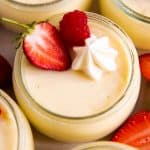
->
[[21, 21, 131, 117], [122, 0, 150, 17]]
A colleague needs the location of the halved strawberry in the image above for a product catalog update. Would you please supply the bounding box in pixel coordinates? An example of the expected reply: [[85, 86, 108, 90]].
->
[[23, 22, 70, 71], [139, 54, 150, 81], [112, 111, 150, 150]]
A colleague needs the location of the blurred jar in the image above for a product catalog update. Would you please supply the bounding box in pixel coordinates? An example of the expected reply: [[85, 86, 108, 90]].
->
[[99, 0, 150, 50]]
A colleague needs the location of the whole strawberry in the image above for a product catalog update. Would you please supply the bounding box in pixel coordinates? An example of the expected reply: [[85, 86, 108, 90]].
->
[[59, 10, 90, 46]]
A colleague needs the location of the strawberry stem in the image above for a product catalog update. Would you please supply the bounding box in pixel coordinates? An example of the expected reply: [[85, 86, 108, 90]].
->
[[1, 18, 30, 30]]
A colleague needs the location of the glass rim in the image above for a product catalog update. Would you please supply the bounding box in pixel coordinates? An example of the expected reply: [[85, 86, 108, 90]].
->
[[5, 0, 62, 7], [0, 91, 20, 150], [71, 141, 137, 150], [15, 12, 135, 120], [116, 0, 150, 23]]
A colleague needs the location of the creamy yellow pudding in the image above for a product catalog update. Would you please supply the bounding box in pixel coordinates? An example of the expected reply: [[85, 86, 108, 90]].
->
[[13, 12, 140, 142], [0, 0, 91, 30], [0, 90, 34, 150], [99, 0, 150, 50], [72, 142, 137, 150]]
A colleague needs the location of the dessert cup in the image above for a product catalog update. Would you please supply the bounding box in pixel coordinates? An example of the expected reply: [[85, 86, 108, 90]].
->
[[13, 12, 140, 142], [71, 141, 137, 150], [99, 0, 150, 50], [0, 0, 91, 31], [0, 90, 34, 150]]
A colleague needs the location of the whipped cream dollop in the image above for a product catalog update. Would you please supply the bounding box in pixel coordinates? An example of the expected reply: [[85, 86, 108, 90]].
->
[[71, 34, 118, 81]]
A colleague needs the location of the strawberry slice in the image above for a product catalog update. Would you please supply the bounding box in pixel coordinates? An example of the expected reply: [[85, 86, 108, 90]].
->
[[23, 22, 70, 71], [1, 18, 71, 71], [139, 54, 150, 81], [112, 111, 150, 150]]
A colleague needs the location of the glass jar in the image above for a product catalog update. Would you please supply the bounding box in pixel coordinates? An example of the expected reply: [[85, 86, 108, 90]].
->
[[0, 90, 34, 150], [71, 142, 137, 150], [0, 0, 92, 30], [99, 0, 150, 50], [13, 12, 140, 142]]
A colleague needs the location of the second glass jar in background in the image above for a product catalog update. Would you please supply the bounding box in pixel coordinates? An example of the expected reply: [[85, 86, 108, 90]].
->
[[99, 0, 150, 50]]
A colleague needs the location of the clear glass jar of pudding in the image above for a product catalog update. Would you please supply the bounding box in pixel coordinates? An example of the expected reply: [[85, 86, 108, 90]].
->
[[0, 0, 91, 31], [99, 0, 150, 50], [13, 12, 140, 142], [71, 142, 138, 150], [0, 90, 34, 150]]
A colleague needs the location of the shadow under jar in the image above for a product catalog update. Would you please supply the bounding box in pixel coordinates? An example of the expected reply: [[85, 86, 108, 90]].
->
[[99, 0, 150, 50], [13, 12, 140, 142], [0, 0, 92, 31]]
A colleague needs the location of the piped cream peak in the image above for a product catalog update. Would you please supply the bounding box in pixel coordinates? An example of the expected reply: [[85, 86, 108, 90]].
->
[[72, 34, 118, 80]]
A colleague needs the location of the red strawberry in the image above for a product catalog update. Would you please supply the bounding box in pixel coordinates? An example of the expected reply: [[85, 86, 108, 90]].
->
[[0, 55, 12, 89], [139, 54, 150, 81], [59, 10, 90, 46], [23, 22, 70, 71], [112, 111, 150, 150], [2, 18, 70, 71]]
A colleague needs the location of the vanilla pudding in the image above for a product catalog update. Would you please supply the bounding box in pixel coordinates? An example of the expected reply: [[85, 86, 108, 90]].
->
[[99, 0, 150, 50], [13, 0, 57, 4], [21, 22, 130, 118], [72, 142, 137, 150], [0, 0, 91, 31], [0, 90, 34, 150], [13, 12, 140, 142]]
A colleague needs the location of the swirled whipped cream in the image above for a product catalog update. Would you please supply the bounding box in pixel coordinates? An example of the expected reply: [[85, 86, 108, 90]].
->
[[72, 34, 118, 81]]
